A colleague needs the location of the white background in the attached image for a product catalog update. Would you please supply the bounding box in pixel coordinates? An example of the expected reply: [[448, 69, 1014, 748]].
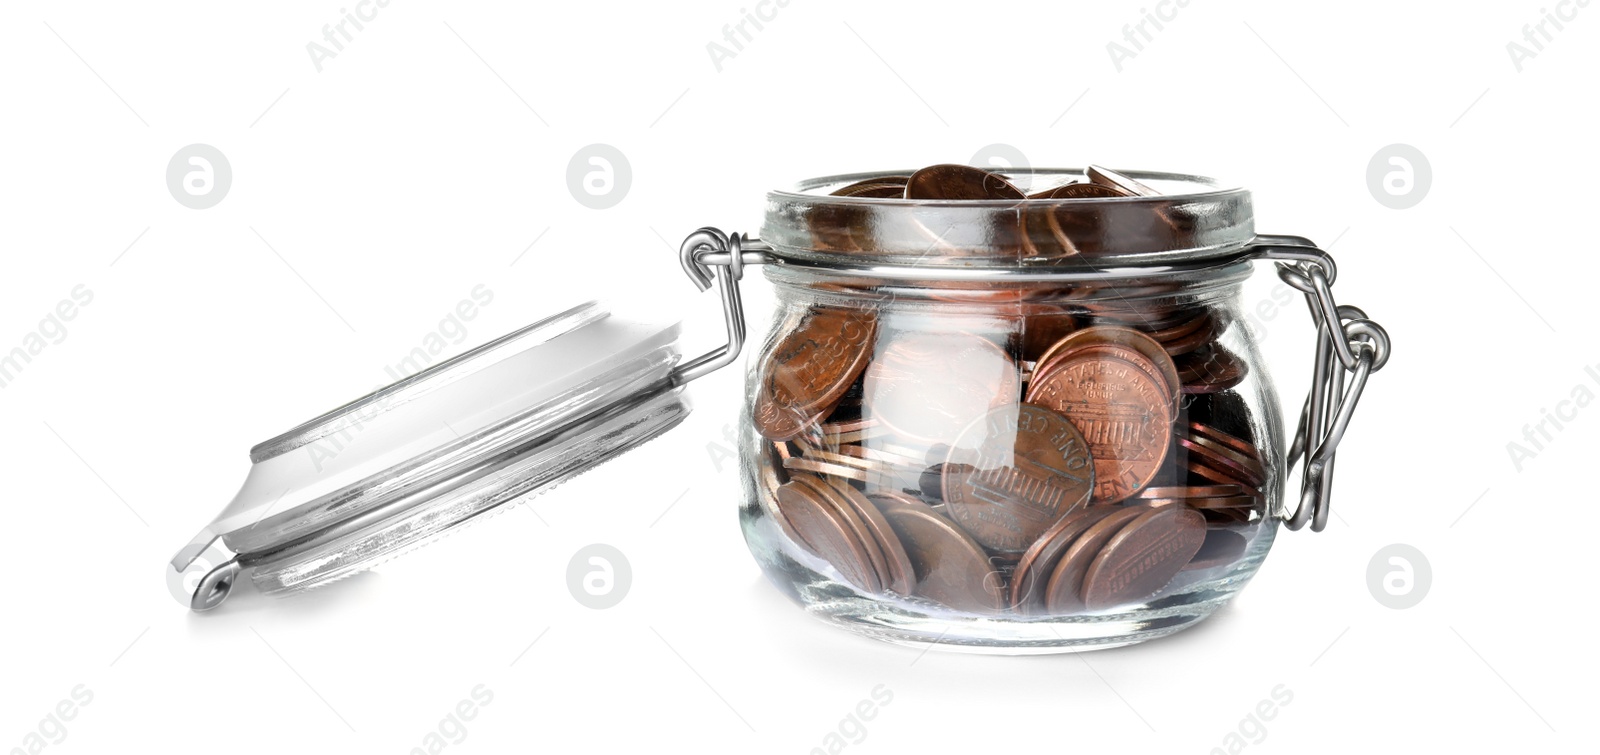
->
[[2, 1, 1595, 752]]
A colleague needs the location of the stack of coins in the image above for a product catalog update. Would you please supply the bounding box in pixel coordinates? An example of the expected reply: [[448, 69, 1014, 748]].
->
[[752, 163, 1268, 616]]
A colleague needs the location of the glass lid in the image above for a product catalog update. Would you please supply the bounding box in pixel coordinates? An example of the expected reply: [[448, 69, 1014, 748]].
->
[[167, 301, 689, 610]]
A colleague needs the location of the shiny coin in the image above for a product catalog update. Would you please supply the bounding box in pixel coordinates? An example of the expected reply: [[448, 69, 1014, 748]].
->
[[1033, 326, 1181, 406], [792, 475, 889, 594], [784, 456, 893, 485], [1082, 504, 1205, 610], [754, 307, 877, 441], [864, 331, 1019, 445], [942, 403, 1096, 555], [1184, 457, 1262, 499], [1143, 495, 1256, 511], [1139, 484, 1249, 500], [1187, 421, 1260, 459], [1043, 504, 1149, 613], [880, 503, 1008, 614], [1027, 350, 1173, 504], [774, 479, 879, 592], [1086, 165, 1159, 197], [905, 164, 1025, 201]]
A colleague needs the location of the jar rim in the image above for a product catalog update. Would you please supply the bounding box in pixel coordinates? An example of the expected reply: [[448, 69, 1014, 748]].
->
[[760, 168, 1256, 270]]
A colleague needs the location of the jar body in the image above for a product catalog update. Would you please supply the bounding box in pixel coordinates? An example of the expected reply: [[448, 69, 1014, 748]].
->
[[737, 262, 1285, 653]]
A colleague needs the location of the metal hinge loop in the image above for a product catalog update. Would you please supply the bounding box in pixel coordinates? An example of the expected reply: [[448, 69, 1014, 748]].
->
[[671, 228, 769, 386]]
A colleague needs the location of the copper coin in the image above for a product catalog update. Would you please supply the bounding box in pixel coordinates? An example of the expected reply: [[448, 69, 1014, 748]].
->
[[1145, 311, 1211, 344], [824, 478, 916, 596], [1139, 484, 1249, 500], [1009, 505, 1119, 613], [1143, 495, 1256, 511], [1042, 505, 1149, 613], [1176, 346, 1247, 394], [1035, 342, 1176, 424], [1178, 437, 1265, 487], [1085, 165, 1159, 197], [1033, 326, 1181, 406], [864, 331, 1019, 444], [867, 490, 935, 512], [1081, 504, 1205, 610], [1027, 350, 1173, 504], [1029, 181, 1131, 199], [942, 403, 1096, 555], [1183, 528, 1248, 571], [905, 164, 1025, 201], [1187, 421, 1260, 459], [1183, 433, 1264, 479], [792, 474, 889, 594], [1184, 457, 1262, 498], [754, 307, 877, 441], [773, 480, 879, 592], [1157, 313, 1218, 356], [830, 176, 911, 198], [880, 504, 1007, 614]]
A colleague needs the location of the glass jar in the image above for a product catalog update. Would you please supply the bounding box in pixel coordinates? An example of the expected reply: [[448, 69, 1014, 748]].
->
[[168, 166, 1387, 658], [697, 168, 1390, 653]]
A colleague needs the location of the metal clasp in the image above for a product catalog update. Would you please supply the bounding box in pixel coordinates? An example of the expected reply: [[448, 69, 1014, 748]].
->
[[671, 228, 769, 386], [1249, 235, 1391, 532]]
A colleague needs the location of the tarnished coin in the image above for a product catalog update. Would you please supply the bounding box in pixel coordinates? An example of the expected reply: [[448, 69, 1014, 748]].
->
[[864, 331, 1019, 444], [773, 479, 879, 592], [1042, 504, 1149, 613], [754, 307, 877, 441], [942, 404, 1096, 555], [1175, 345, 1247, 394], [821, 477, 916, 596], [905, 164, 1025, 201], [1082, 504, 1205, 610], [1009, 505, 1119, 613], [1027, 350, 1173, 504], [880, 503, 1007, 614], [830, 175, 911, 198], [792, 475, 890, 594], [1085, 165, 1159, 197]]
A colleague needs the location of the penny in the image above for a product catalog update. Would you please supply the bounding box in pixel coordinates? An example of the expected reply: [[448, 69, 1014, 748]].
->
[[1035, 342, 1177, 424], [793, 474, 890, 594], [1009, 505, 1119, 613], [1033, 326, 1181, 405], [1185, 457, 1262, 498], [1086, 165, 1159, 197], [905, 164, 1025, 201], [942, 403, 1096, 555], [867, 490, 935, 512], [1140, 485, 1249, 500], [784, 456, 892, 485], [1182, 433, 1265, 481], [1082, 504, 1205, 610], [1027, 350, 1173, 504], [863, 331, 1019, 445], [831, 176, 911, 198], [754, 307, 877, 441], [881, 504, 1007, 613], [1145, 312, 1211, 344], [1175, 346, 1247, 394], [1143, 495, 1256, 511], [1043, 504, 1149, 613], [1178, 437, 1265, 487], [774, 479, 879, 592], [1156, 312, 1218, 356], [1188, 421, 1260, 459], [1030, 181, 1131, 199], [1183, 529, 1249, 571], [825, 478, 916, 596]]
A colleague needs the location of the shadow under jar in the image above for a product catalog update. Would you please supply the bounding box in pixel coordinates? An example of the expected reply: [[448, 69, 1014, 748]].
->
[[686, 168, 1390, 654]]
